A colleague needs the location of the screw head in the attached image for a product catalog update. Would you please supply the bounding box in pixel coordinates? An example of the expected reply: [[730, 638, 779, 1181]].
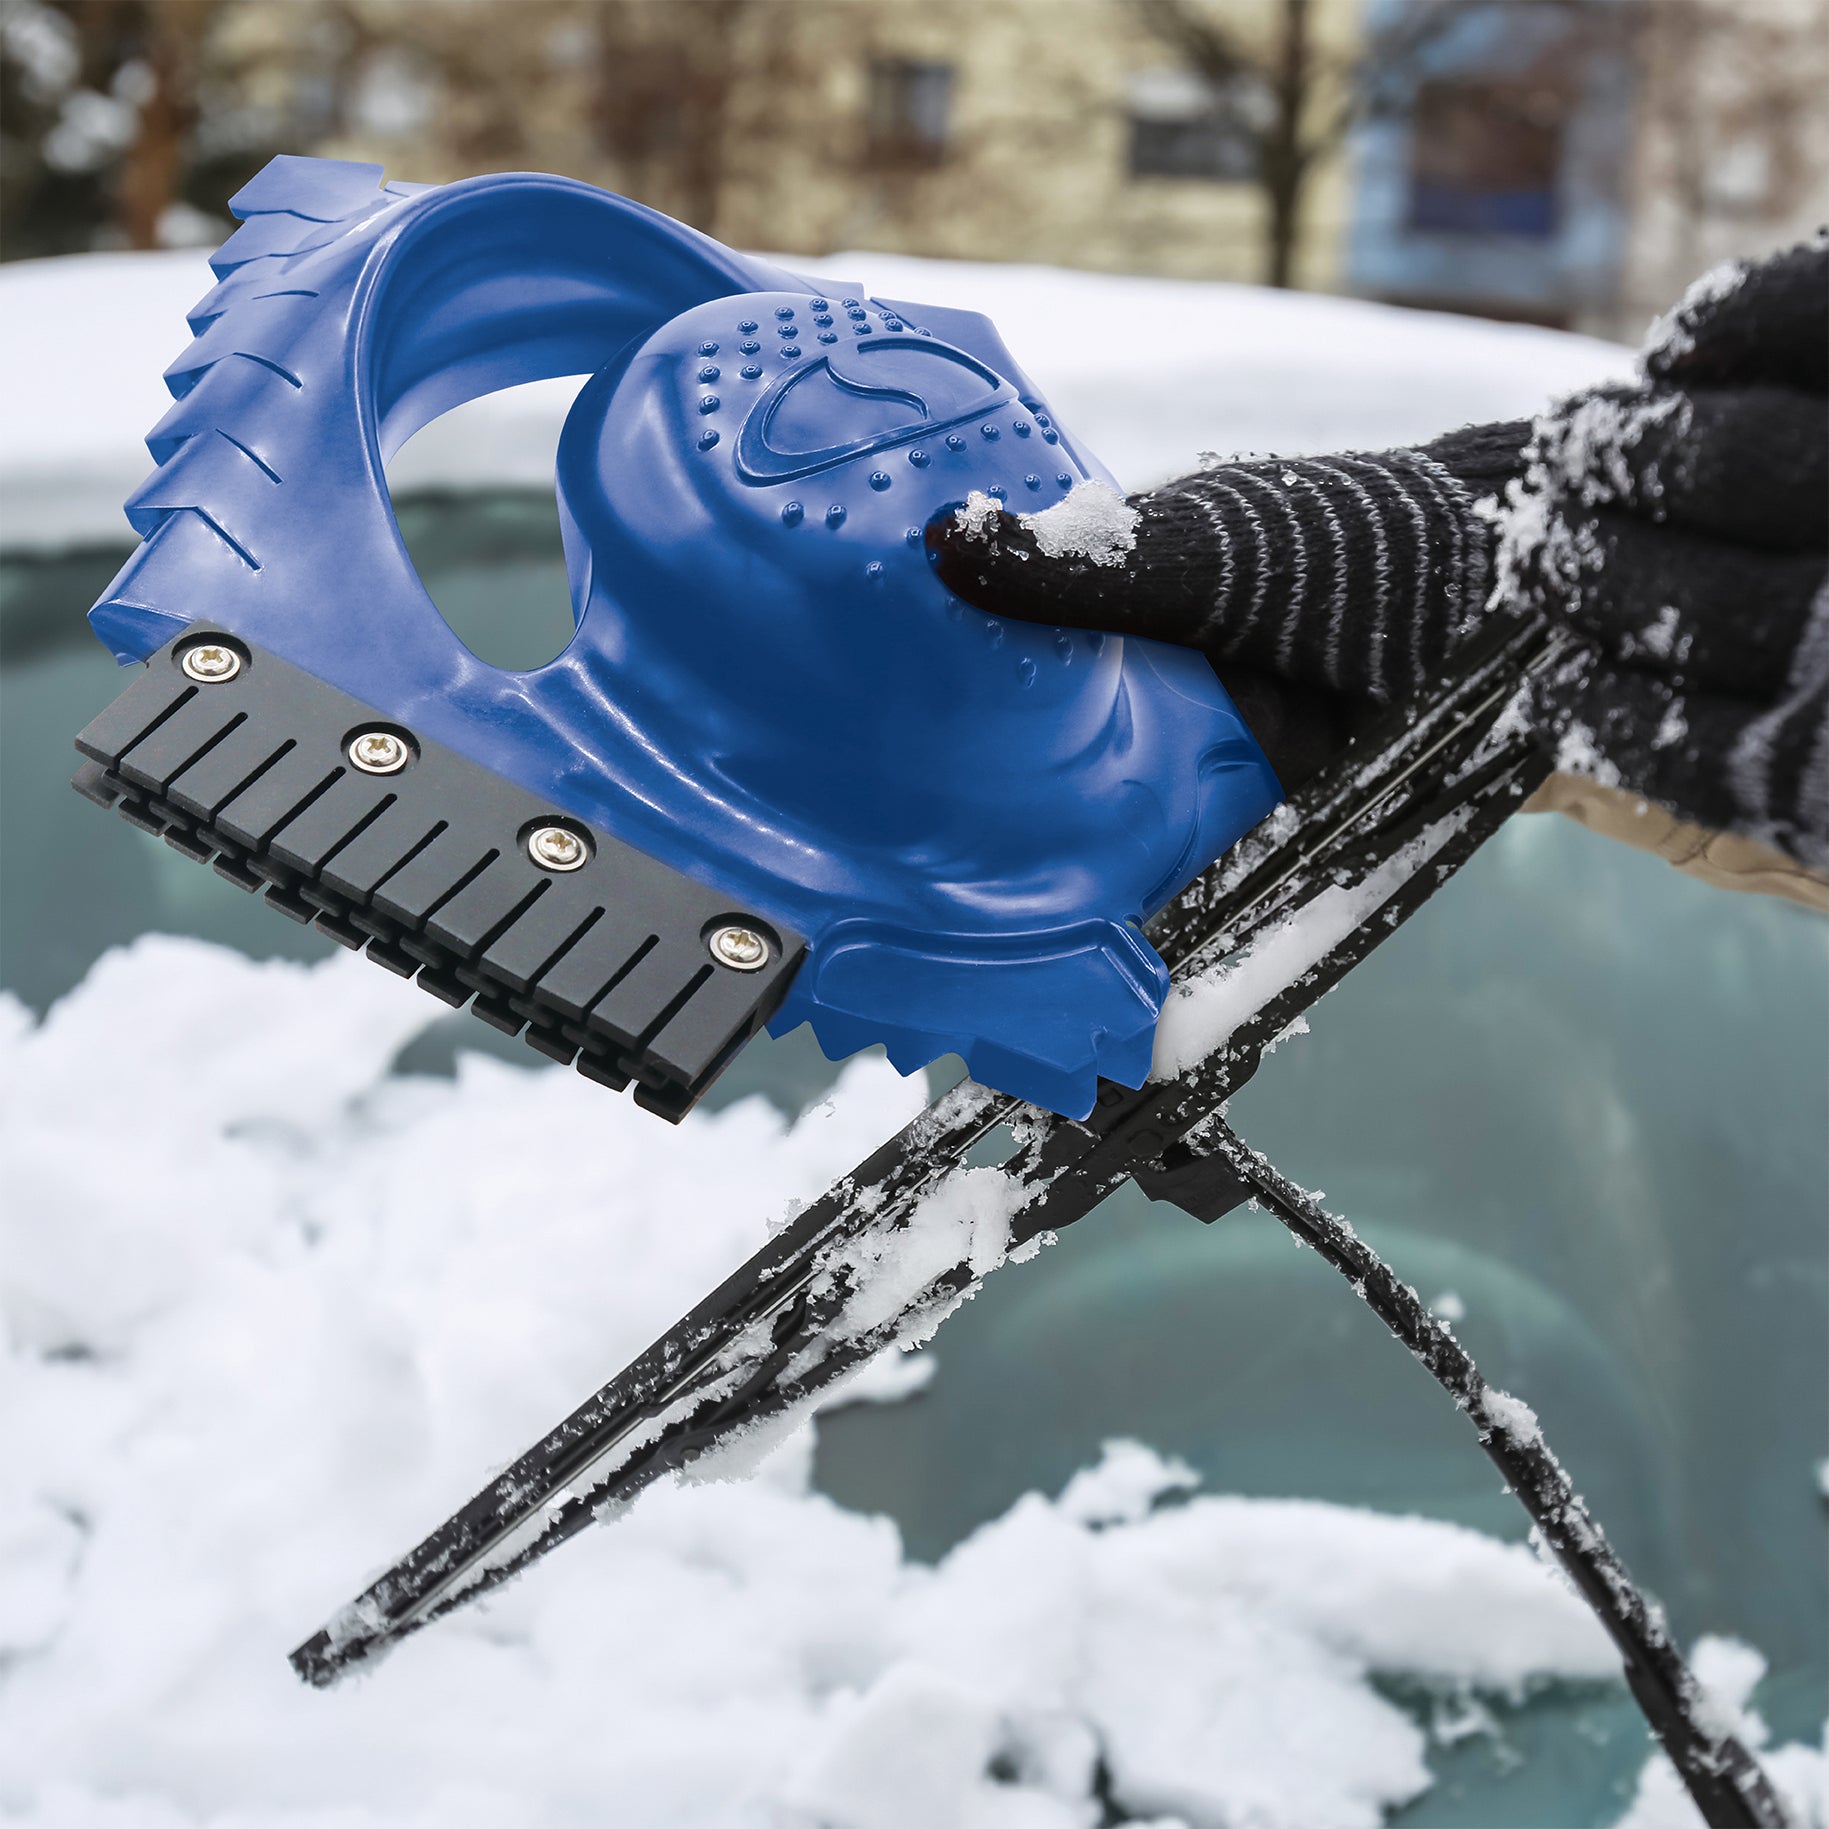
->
[[708, 925, 769, 971], [181, 643, 241, 683], [528, 825, 589, 872], [347, 730, 410, 775]]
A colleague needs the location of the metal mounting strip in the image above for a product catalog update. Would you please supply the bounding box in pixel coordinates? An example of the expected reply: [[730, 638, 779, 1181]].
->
[[72, 630, 806, 1121]]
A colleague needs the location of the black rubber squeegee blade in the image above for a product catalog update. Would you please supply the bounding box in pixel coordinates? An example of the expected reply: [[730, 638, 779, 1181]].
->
[[73, 630, 805, 1120]]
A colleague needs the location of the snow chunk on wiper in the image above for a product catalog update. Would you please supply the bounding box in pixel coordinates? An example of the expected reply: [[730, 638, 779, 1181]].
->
[[1149, 814, 1468, 1079]]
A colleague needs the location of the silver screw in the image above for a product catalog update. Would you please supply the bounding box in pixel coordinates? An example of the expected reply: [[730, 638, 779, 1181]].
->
[[528, 825, 589, 872], [347, 730, 410, 775], [181, 643, 241, 683], [708, 925, 769, 971]]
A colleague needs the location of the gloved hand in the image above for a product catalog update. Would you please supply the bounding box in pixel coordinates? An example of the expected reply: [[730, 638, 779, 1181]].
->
[[930, 237, 1828, 881]]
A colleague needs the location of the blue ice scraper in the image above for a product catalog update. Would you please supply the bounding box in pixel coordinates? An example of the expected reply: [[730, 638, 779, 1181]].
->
[[70, 161, 1782, 1829], [72, 156, 1278, 1122]]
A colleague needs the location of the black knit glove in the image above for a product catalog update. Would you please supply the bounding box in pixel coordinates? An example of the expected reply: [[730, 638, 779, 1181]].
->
[[931, 237, 1828, 874]]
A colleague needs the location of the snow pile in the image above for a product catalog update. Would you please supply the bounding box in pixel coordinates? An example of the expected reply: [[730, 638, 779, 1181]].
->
[[1611, 1639, 1826, 1829], [1021, 482, 1141, 565], [819, 1163, 1028, 1346], [0, 936, 1719, 1829], [0, 250, 592, 553], [0, 247, 1631, 554], [1531, 388, 1691, 513], [1484, 380, 1690, 626], [1475, 1387, 1545, 1452], [953, 490, 1007, 540], [832, 252, 1632, 496], [1641, 255, 1751, 370], [951, 482, 1143, 571]]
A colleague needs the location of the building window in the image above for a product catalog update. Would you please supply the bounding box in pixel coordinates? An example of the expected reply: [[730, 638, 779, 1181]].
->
[[1407, 78, 1566, 239], [1127, 68, 1261, 183], [865, 58, 954, 168]]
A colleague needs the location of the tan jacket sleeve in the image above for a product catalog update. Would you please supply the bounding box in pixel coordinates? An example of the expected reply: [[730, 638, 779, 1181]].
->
[[1522, 774, 1829, 913]]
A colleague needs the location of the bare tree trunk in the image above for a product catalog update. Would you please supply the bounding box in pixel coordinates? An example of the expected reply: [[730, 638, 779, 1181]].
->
[[1261, 0, 1312, 289], [118, 0, 214, 250], [677, 0, 754, 238]]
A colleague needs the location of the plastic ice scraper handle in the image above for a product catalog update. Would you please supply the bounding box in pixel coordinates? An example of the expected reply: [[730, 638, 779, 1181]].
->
[[79, 156, 1281, 1120]]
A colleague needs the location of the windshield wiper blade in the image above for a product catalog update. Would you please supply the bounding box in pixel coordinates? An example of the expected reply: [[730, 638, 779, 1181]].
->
[[292, 617, 1558, 1686]]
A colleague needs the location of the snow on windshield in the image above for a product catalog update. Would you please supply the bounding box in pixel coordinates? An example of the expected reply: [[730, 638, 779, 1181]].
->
[[5, 940, 1822, 1827], [0, 246, 1633, 555], [4, 248, 1821, 1829]]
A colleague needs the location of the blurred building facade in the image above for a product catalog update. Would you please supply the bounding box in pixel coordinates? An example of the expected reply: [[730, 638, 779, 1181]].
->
[[2, 0, 1825, 334], [305, 0, 1367, 293], [1344, 0, 1829, 336], [1345, 0, 1638, 329], [0, 0, 1365, 289], [1612, 0, 1829, 337]]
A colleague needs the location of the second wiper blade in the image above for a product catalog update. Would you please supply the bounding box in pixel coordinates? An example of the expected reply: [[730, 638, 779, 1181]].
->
[[292, 619, 1559, 1687]]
